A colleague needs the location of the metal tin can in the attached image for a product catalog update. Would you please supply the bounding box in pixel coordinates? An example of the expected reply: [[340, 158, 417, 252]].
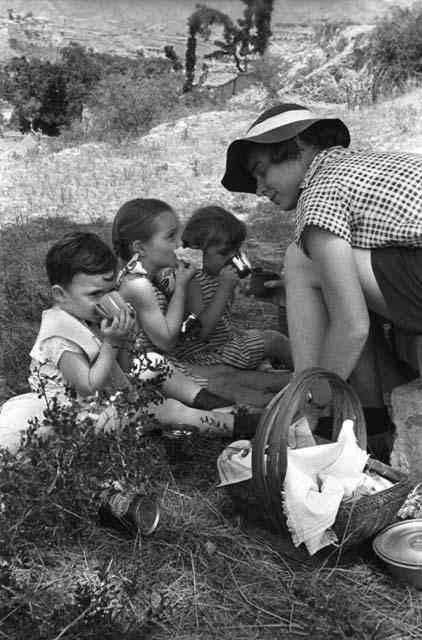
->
[[98, 489, 160, 535], [230, 252, 252, 279], [180, 313, 202, 342]]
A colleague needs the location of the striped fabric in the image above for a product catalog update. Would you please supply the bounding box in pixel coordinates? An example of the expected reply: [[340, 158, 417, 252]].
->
[[132, 281, 209, 388], [173, 271, 264, 369], [296, 146, 422, 250]]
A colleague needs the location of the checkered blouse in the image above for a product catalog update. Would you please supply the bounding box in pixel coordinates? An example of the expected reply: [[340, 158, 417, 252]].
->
[[295, 146, 422, 249]]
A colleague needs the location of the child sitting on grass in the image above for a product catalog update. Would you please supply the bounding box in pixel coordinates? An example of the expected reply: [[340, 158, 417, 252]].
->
[[175, 205, 293, 376], [0, 232, 262, 452], [112, 198, 290, 407]]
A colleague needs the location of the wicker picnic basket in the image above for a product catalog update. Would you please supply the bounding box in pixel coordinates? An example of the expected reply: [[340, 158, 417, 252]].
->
[[226, 368, 412, 551]]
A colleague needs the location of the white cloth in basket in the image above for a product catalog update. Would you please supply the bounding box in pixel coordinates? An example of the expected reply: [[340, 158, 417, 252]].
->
[[283, 419, 369, 555]]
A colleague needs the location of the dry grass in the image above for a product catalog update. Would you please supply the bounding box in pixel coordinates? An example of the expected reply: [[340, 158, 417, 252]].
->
[[2, 89, 422, 638]]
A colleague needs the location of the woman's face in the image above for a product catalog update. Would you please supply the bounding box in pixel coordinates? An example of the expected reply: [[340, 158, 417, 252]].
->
[[246, 145, 310, 211]]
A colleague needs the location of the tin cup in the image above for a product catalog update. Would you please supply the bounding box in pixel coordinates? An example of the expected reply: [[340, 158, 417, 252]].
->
[[249, 268, 280, 298], [230, 252, 252, 279], [180, 313, 202, 342], [98, 488, 160, 535], [94, 291, 135, 321]]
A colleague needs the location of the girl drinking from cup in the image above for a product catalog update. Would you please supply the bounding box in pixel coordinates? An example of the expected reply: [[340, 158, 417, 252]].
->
[[112, 199, 291, 407], [175, 205, 293, 378]]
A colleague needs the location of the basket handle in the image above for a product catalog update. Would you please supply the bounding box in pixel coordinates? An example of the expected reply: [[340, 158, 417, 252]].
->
[[252, 368, 367, 506]]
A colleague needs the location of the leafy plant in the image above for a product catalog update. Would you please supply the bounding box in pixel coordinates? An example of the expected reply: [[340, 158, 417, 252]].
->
[[87, 65, 183, 140], [368, 3, 422, 97], [0, 43, 184, 136], [0, 355, 170, 552]]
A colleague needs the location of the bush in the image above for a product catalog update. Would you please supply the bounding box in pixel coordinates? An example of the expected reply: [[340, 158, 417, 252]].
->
[[253, 52, 289, 102], [0, 43, 102, 134], [86, 67, 183, 141], [0, 43, 184, 137], [369, 3, 422, 94]]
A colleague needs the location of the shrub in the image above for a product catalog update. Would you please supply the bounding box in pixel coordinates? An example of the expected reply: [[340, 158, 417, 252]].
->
[[86, 67, 183, 141], [369, 3, 422, 95], [0, 357, 167, 552], [0, 43, 184, 137], [0, 43, 102, 134], [253, 52, 290, 102]]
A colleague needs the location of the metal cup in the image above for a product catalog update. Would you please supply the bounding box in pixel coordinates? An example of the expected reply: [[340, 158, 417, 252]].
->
[[94, 291, 135, 321], [230, 252, 252, 279], [249, 268, 280, 298], [180, 313, 202, 342]]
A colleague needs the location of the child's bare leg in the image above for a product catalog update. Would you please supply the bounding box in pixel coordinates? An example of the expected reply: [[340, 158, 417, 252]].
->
[[136, 353, 232, 407], [188, 363, 233, 380], [206, 379, 275, 408], [262, 330, 293, 370], [222, 368, 292, 392], [190, 362, 291, 392], [149, 398, 261, 438]]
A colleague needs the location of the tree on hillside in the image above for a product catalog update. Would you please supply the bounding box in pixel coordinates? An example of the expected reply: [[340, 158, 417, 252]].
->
[[0, 43, 178, 135], [183, 0, 274, 92], [0, 56, 68, 134], [0, 43, 102, 134]]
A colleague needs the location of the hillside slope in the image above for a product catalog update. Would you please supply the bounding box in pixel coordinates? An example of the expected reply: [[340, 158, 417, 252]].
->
[[0, 0, 416, 27]]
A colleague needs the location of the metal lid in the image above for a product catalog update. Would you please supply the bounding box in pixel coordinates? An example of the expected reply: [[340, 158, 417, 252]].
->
[[132, 496, 161, 535], [373, 520, 422, 567]]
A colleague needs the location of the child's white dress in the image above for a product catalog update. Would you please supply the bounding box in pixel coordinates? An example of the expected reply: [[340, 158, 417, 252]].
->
[[0, 306, 125, 453]]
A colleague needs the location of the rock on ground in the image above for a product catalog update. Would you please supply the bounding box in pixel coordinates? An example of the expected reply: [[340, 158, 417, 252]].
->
[[391, 378, 422, 483]]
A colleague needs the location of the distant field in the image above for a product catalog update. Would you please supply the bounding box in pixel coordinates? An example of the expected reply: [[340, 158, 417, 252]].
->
[[0, 0, 416, 29]]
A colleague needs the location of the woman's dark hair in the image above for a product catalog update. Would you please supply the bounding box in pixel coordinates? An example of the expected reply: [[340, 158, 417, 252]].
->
[[182, 205, 247, 251], [46, 232, 117, 287], [112, 198, 174, 261], [245, 119, 349, 166]]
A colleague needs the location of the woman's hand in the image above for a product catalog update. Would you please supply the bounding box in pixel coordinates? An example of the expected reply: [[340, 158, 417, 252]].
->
[[101, 306, 135, 348], [175, 260, 197, 287], [219, 264, 239, 290]]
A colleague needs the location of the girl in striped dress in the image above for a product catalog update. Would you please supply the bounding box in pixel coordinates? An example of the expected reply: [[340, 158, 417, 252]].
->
[[112, 198, 291, 407], [175, 205, 293, 380]]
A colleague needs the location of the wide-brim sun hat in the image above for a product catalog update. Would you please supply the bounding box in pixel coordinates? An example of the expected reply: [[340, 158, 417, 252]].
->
[[221, 103, 350, 194]]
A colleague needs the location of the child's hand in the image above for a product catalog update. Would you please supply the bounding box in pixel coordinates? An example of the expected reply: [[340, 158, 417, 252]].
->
[[175, 260, 197, 287], [219, 264, 239, 290], [101, 306, 135, 348]]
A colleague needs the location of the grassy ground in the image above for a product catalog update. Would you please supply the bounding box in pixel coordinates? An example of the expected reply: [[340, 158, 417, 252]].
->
[[2, 91, 422, 637]]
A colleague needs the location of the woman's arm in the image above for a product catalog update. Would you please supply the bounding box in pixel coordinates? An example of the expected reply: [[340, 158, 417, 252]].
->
[[186, 266, 239, 340], [301, 226, 370, 379]]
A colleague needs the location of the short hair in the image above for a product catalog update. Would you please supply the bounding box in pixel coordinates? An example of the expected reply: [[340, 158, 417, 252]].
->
[[182, 206, 247, 251], [112, 198, 174, 261], [245, 119, 349, 166], [46, 232, 117, 287]]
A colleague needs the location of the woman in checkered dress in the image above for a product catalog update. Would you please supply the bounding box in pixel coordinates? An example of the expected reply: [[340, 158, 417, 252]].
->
[[222, 103, 422, 454]]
